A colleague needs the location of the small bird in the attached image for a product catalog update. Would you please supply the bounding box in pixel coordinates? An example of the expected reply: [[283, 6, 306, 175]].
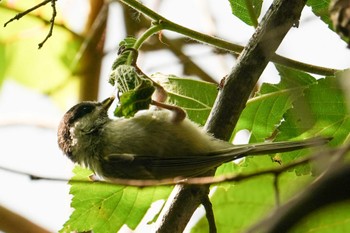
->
[[57, 97, 329, 180]]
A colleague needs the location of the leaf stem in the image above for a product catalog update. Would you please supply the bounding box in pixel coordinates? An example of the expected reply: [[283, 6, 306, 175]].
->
[[133, 24, 164, 50], [126, 24, 164, 64], [118, 0, 337, 76]]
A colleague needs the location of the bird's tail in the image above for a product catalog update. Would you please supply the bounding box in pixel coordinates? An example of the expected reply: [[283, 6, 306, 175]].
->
[[217, 136, 332, 162], [248, 137, 331, 155]]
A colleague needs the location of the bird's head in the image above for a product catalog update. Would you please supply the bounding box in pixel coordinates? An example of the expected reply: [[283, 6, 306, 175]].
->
[[57, 97, 115, 162]]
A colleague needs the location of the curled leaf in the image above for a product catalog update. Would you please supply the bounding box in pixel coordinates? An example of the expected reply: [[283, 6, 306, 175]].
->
[[109, 37, 137, 85], [114, 81, 155, 117], [111, 65, 155, 117]]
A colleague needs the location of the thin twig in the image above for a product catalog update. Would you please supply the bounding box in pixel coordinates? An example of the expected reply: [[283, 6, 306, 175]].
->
[[202, 195, 217, 233], [3, 0, 57, 49], [0, 3, 82, 39], [273, 174, 280, 207], [3, 0, 51, 27], [38, 0, 57, 49]]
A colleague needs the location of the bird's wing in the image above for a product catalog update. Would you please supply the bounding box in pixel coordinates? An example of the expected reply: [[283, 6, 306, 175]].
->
[[102, 147, 253, 180], [101, 137, 330, 180]]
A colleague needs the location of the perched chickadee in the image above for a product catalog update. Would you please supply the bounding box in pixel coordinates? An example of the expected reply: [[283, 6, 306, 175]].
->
[[57, 97, 328, 180]]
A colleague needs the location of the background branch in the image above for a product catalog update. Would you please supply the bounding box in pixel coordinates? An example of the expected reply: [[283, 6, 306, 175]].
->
[[118, 0, 337, 76], [77, 0, 107, 101], [0, 205, 50, 233]]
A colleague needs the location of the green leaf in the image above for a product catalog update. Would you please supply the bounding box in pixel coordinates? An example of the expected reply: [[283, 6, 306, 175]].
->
[[152, 74, 218, 125], [273, 76, 349, 174], [109, 37, 137, 83], [228, 0, 263, 26], [114, 83, 155, 117], [61, 166, 171, 233], [234, 65, 317, 142], [277, 76, 349, 142]]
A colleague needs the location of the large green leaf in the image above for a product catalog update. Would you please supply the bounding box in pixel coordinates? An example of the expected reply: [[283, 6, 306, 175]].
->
[[271, 75, 349, 175], [228, 0, 263, 26], [153, 74, 218, 126], [61, 167, 171, 233], [234, 65, 317, 142], [276, 76, 349, 144]]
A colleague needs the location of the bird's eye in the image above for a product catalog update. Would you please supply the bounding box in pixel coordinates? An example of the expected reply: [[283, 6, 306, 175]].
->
[[68, 103, 96, 124], [80, 105, 95, 114], [76, 104, 95, 116]]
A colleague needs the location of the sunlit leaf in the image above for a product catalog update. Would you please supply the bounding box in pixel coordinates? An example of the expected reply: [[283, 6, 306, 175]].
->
[[277, 76, 349, 144], [61, 166, 171, 233], [270, 76, 348, 175], [152, 74, 218, 125], [234, 65, 317, 142]]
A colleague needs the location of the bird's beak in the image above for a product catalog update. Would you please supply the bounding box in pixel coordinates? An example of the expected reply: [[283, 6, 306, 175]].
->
[[101, 96, 115, 111]]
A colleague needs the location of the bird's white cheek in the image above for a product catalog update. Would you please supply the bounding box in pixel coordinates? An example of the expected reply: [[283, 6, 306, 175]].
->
[[69, 127, 78, 147]]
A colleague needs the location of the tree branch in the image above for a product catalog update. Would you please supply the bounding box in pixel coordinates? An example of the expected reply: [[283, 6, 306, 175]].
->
[[155, 0, 308, 232]]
